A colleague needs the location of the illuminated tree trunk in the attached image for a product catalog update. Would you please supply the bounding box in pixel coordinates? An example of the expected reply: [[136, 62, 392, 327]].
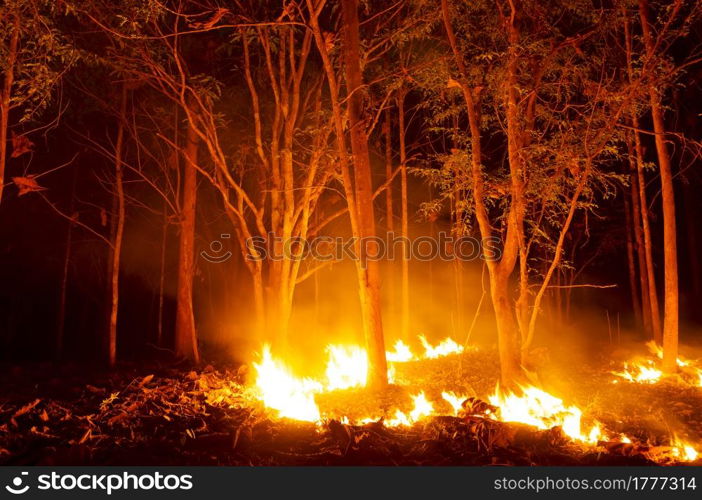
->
[[397, 89, 410, 340], [627, 133, 651, 334], [341, 0, 388, 387], [0, 13, 18, 206], [383, 109, 396, 324], [635, 123, 662, 345], [175, 121, 200, 363], [266, 274, 292, 351], [639, 0, 678, 372], [108, 84, 127, 368], [252, 267, 265, 337], [624, 180, 642, 324], [491, 269, 524, 385]]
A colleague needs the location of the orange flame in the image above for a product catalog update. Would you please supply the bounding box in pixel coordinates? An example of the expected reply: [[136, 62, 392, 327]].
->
[[251, 343, 699, 462], [325, 345, 368, 390], [419, 335, 464, 359], [488, 385, 603, 443], [253, 345, 322, 422]]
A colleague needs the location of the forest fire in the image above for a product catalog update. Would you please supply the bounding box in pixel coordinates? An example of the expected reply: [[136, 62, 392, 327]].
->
[[3, 0, 702, 477], [612, 342, 702, 386], [487, 386, 603, 444], [252, 337, 466, 422], [250, 341, 699, 464], [252, 345, 323, 422]]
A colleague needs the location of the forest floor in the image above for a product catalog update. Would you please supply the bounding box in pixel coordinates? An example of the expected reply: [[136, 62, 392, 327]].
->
[[0, 342, 701, 466]]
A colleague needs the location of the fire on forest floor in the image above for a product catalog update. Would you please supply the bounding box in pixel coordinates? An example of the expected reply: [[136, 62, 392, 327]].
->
[[246, 337, 701, 465], [0, 342, 700, 465], [611, 341, 702, 386]]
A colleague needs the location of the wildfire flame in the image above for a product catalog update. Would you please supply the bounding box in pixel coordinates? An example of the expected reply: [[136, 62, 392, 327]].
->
[[612, 342, 702, 386], [325, 345, 368, 390], [674, 441, 699, 462], [385, 392, 435, 427], [251, 343, 699, 462], [441, 391, 468, 416], [488, 385, 603, 444], [386, 340, 414, 362], [612, 360, 662, 384], [385, 336, 465, 362], [419, 335, 464, 359], [253, 345, 322, 422]]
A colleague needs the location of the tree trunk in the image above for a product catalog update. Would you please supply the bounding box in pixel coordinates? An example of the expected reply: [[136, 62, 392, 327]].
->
[[341, 0, 388, 387], [175, 120, 200, 363], [108, 84, 127, 368], [252, 266, 265, 338], [627, 132, 652, 335], [56, 166, 77, 360], [634, 125, 662, 343], [397, 89, 410, 340], [450, 115, 466, 339], [266, 268, 292, 352], [491, 270, 524, 386], [639, 0, 678, 372], [0, 14, 19, 206], [624, 183, 642, 324], [383, 109, 396, 325]]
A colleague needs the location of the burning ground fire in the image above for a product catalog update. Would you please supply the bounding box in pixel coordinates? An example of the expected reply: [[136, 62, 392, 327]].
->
[[250, 337, 699, 463], [612, 341, 702, 386]]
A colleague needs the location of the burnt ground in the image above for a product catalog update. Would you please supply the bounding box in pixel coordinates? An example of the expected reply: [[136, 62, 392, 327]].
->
[[0, 345, 701, 466]]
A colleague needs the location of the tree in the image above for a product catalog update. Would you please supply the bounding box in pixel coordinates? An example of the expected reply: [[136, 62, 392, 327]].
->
[[0, 0, 75, 204], [305, 0, 390, 387], [639, 0, 678, 372], [174, 116, 200, 362], [107, 82, 127, 367], [340, 0, 389, 387], [428, 0, 641, 386]]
